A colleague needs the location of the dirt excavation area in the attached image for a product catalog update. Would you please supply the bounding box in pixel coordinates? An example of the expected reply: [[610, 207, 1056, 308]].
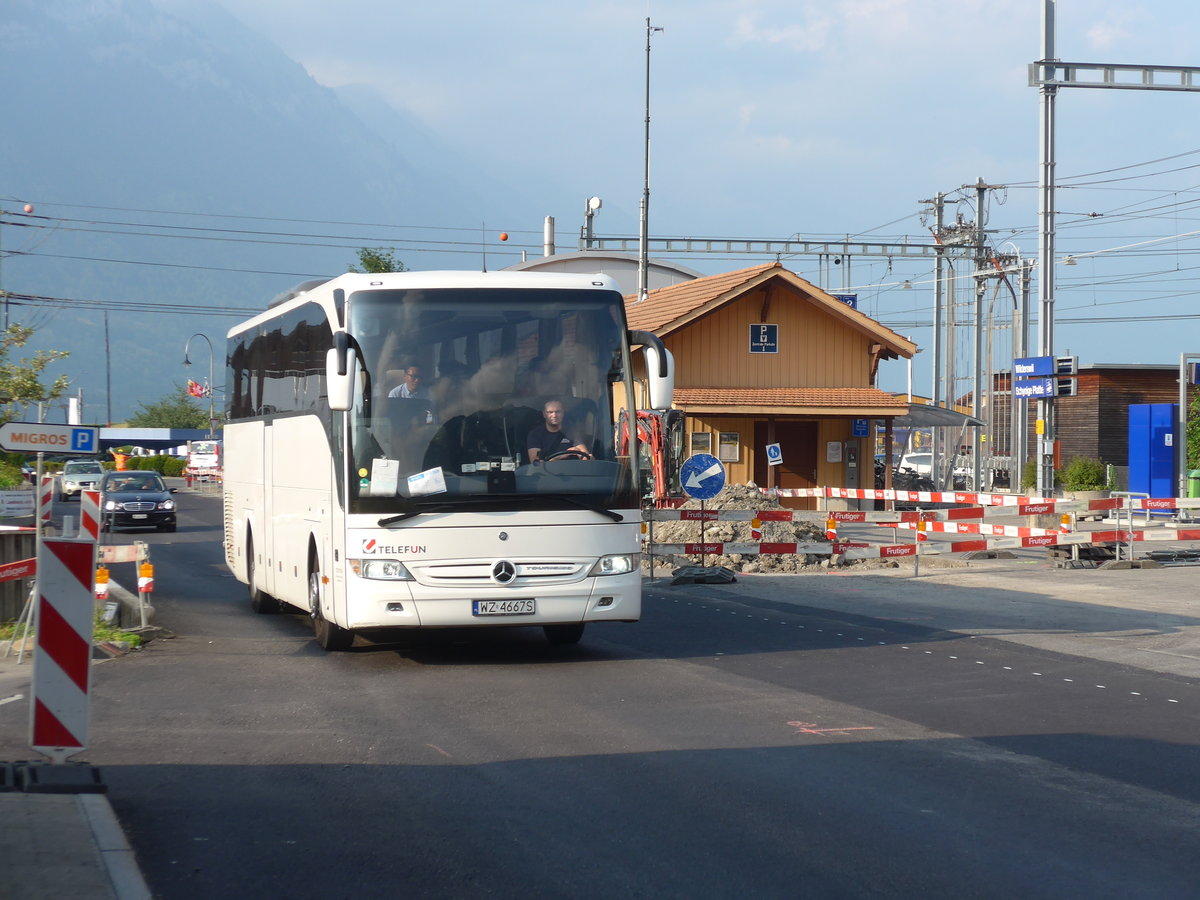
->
[[644, 484, 835, 574]]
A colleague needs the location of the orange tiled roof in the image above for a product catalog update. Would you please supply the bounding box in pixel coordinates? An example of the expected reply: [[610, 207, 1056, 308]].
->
[[674, 386, 910, 415], [625, 262, 779, 332], [625, 261, 915, 360]]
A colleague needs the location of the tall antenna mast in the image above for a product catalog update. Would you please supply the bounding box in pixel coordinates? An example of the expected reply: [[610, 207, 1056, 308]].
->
[[638, 17, 663, 303]]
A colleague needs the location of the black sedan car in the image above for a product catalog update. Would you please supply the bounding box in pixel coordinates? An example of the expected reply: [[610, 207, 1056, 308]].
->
[[99, 471, 178, 532]]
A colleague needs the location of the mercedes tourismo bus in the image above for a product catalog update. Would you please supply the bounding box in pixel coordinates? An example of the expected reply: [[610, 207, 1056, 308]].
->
[[223, 270, 674, 650]]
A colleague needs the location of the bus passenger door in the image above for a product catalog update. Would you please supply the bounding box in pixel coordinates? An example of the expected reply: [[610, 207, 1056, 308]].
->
[[262, 422, 275, 598]]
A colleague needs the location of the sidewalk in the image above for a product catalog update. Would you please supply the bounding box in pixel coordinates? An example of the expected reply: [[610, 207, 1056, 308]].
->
[[649, 552, 1200, 679], [1, 576, 153, 900], [0, 786, 150, 900]]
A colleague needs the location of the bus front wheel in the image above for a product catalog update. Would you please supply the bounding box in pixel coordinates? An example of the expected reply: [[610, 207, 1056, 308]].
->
[[310, 554, 353, 651], [543, 623, 585, 645]]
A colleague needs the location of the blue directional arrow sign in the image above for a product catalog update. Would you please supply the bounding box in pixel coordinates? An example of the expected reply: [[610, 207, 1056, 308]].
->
[[680, 453, 726, 500]]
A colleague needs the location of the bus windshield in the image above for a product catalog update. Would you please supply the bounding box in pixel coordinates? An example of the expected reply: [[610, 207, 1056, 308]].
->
[[346, 287, 635, 514]]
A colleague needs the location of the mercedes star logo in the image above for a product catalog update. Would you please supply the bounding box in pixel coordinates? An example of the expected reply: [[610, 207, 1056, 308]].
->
[[491, 560, 517, 584]]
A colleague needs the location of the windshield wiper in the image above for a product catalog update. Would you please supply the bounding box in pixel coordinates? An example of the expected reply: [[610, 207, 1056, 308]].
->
[[550, 495, 624, 522], [377, 493, 623, 526], [378, 494, 512, 526]]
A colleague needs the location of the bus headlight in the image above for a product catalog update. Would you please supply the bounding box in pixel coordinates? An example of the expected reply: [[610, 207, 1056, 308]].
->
[[349, 559, 415, 581], [588, 553, 640, 577]]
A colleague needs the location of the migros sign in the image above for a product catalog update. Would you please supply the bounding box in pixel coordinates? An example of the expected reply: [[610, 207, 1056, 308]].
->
[[10, 430, 70, 446]]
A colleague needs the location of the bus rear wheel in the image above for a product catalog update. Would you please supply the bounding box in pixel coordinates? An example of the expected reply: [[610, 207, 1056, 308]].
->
[[310, 556, 353, 651], [543, 623, 585, 645]]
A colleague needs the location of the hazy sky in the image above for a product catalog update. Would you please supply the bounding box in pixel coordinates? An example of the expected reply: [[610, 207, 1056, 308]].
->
[[9, 0, 1200, 414], [207, 0, 1200, 388]]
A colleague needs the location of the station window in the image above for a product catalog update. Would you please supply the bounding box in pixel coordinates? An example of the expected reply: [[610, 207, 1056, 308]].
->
[[717, 432, 740, 462]]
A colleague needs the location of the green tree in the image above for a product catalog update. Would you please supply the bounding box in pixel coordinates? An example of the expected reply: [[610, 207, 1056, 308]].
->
[[349, 248, 407, 274], [0, 324, 69, 423], [126, 385, 211, 429]]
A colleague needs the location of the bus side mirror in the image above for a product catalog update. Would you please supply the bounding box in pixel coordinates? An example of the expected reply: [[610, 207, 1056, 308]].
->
[[327, 336, 355, 411], [643, 344, 675, 411]]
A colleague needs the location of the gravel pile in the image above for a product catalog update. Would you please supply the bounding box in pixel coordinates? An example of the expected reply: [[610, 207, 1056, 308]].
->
[[645, 483, 831, 573]]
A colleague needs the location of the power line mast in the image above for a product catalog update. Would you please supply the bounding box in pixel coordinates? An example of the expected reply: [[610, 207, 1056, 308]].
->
[[1029, 0, 1200, 496]]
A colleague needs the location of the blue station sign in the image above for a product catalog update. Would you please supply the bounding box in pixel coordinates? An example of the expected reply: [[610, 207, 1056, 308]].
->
[[1013, 356, 1054, 378], [1012, 377, 1055, 399]]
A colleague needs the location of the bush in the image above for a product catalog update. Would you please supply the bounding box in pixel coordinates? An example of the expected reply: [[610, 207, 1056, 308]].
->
[[1059, 456, 1110, 491], [1020, 459, 1059, 492], [161, 457, 187, 477], [116, 455, 186, 476], [0, 460, 24, 488]]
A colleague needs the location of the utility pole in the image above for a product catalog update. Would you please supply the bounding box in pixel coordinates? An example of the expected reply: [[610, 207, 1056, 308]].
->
[[1035, 0, 1058, 495], [104, 311, 112, 426], [1029, 2, 1200, 497], [927, 193, 946, 472], [637, 17, 663, 303], [1012, 259, 1032, 490], [973, 178, 988, 490]]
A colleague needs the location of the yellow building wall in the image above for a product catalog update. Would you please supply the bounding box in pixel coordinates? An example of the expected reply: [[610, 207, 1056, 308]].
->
[[666, 284, 875, 390], [682, 415, 866, 489], [682, 415, 754, 485]]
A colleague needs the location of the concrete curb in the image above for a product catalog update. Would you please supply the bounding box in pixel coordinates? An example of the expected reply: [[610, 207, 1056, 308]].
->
[[78, 793, 153, 900], [105, 579, 155, 631]]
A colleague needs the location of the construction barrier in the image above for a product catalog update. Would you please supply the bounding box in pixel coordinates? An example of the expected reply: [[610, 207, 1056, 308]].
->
[[39, 474, 53, 528], [96, 541, 154, 628], [138, 561, 154, 594], [94, 565, 109, 600], [31, 535, 98, 763], [643, 487, 1200, 564]]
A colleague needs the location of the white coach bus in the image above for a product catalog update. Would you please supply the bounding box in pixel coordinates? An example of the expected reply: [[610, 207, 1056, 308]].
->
[[223, 270, 674, 650]]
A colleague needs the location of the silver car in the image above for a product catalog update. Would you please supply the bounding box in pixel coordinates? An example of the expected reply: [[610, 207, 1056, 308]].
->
[[58, 459, 105, 501]]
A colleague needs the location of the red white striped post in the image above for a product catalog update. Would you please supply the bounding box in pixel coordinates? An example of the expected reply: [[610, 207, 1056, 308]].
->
[[79, 489, 101, 541], [30, 536, 98, 763], [39, 474, 54, 529]]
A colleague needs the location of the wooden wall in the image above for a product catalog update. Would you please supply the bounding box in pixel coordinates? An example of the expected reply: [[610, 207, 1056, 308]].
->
[[665, 284, 873, 389], [684, 414, 856, 488], [1008, 368, 1186, 466]]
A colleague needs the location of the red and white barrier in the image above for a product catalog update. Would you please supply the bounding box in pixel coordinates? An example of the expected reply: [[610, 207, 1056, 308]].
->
[[0, 557, 36, 582], [31, 536, 98, 762], [761, 485, 1200, 512], [79, 489, 101, 541], [876, 520, 1069, 538], [644, 486, 1200, 562], [39, 474, 53, 527]]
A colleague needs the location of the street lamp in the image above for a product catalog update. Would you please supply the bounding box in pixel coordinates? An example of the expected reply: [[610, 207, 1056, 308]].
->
[[183, 333, 215, 438]]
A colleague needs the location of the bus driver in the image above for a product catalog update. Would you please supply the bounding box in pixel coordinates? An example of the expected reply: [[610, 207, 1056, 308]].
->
[[526, 399, 591, 463]]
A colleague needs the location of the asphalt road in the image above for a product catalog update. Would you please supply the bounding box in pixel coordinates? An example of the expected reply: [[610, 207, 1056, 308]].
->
[[4, 485, 1199, 899]]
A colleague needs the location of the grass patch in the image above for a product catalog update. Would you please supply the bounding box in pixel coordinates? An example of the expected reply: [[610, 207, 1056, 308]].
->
[[1, 612, 143, 648]]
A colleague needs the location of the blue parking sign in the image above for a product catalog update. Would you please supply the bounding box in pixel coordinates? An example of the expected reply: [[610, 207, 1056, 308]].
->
[[71, 428, 96, 452], [749, 323, 778, 353]]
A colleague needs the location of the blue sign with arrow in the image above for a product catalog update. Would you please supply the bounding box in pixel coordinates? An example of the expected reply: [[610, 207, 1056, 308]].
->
[[680, 453, 726, 500]]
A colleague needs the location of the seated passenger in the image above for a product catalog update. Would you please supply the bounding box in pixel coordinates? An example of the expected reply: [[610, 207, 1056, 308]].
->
[[387, 365, 434, 422]]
